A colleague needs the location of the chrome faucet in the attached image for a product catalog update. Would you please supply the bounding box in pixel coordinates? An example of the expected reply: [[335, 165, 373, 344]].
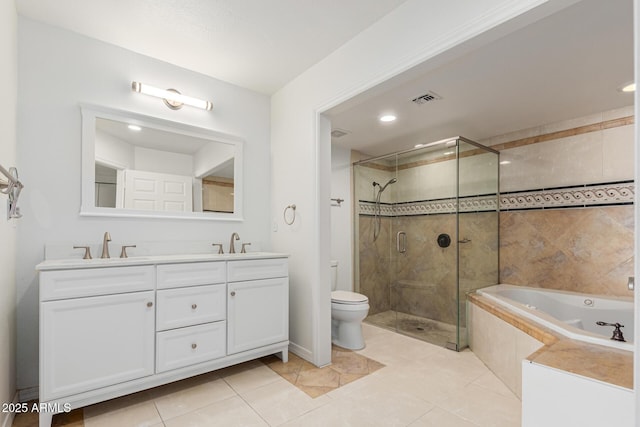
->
[[101, 232, 112, 259], [229, 232, 240, 254]]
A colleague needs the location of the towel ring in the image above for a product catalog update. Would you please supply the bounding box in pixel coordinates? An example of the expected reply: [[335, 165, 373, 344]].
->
[[284, 204, 296, 225]]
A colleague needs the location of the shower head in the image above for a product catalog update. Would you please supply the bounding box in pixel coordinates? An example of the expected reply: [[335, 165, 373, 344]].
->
[[379, 178, 397, 192]]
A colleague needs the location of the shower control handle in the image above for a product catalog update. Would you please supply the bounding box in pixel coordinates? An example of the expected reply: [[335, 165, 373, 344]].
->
[[397, 231, 407, 253]]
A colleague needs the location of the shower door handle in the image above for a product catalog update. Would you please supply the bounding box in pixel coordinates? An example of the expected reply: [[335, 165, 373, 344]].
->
[[397, 231, 407, 253]]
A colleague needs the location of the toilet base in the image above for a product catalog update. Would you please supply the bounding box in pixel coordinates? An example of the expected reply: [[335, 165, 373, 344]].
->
[[331, 319, 365, 350]]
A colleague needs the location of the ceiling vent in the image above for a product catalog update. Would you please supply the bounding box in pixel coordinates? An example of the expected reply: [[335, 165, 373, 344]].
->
[[411, 91, 442, 105], [331, 129, 350, 138]]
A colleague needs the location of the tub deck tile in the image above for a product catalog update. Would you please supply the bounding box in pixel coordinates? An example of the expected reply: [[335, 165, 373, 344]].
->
[[468, 293, 633, 390]]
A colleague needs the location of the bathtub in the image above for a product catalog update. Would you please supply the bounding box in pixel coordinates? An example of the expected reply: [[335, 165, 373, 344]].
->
[[477, 284, 634, 351]]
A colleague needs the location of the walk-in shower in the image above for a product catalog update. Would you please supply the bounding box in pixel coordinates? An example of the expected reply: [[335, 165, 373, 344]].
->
[[353, 136, 499, 350]]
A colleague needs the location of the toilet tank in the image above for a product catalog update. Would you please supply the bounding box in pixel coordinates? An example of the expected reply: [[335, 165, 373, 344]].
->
[[330, 260, 338, 291]]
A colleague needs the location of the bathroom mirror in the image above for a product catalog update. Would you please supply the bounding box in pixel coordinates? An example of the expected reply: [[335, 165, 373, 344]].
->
[[80, 105, 244, 221]]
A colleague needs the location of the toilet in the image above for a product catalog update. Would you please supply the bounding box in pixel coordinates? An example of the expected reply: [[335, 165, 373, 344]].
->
[[330, 260, 369, 350]]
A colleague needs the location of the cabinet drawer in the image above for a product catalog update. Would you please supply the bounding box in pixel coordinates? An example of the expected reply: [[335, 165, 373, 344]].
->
[[157, 262, 226, 289], [156, 322, 226, 373], [227, 258, 288, 282], [40, 266, 155, 301], [156, 284, 226, 331]]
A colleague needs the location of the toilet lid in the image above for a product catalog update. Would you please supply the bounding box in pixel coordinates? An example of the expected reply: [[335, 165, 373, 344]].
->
[[331, 290, 368, 304]]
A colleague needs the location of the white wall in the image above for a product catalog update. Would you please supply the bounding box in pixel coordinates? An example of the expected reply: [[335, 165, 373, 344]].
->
[[0, 0, 17, 422], [95, 129, 134, 169], [16, 18, 271, 393], [272, 0, 581, 366], [330, 144, 352, 292], [134, 146, 193, 176]]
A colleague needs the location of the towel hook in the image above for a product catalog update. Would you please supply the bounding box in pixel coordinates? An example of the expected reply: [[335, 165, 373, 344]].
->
[[284, 204, 296, 225]]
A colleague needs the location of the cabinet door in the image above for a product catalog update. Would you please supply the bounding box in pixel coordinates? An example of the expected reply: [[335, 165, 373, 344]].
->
[[41, 291, 155, 400], [227, 277, 288, 355]]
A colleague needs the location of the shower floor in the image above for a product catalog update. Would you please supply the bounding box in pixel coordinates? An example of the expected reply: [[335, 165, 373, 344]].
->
[[365, 310, 465, 349]]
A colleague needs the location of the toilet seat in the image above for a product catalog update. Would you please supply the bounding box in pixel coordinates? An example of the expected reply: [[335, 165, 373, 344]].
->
[[331, 290, 368, 304]]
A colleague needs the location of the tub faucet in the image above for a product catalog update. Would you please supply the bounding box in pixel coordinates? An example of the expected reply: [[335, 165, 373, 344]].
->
[[229, 232, 240, 253], [596, 321, 626, 342], [101, 232, 111, 259]]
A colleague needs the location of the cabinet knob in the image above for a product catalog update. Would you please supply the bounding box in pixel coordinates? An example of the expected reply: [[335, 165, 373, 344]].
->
[[191, 343, 197, 349], [191, 304, 197, 310], [146, 302, 153, 307], [230, 291, 236, 296]]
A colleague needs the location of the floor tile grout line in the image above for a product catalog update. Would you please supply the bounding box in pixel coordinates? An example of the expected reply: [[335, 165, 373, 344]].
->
[[154, 392, 239, 424], [432, 402, 484, 427], [233, 388, 274, 426]]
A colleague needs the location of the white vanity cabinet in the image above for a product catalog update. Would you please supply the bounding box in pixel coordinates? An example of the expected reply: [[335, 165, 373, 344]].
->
[[37, 254, 289, 427], [39, 266, 156, 401]]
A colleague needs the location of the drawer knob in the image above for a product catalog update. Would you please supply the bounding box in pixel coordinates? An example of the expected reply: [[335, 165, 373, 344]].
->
[[146, 302, 153, 307], [230, 291, 236, 296], [191, 343, 197, 349], [191, 304, 197, 310]]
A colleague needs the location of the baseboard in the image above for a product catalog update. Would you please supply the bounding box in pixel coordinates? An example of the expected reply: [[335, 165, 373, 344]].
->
[[0, 391, 19, 427], [288, 341, 313, 364]]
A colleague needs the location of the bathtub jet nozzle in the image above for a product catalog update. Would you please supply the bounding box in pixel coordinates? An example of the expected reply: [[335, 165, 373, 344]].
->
[[596, 321, 626, 342]]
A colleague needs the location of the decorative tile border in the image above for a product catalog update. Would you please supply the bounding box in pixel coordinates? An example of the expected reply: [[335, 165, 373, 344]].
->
[[500, 182, 634, 210], [359, 195, 498, 216], [359, 182, 634, 216]]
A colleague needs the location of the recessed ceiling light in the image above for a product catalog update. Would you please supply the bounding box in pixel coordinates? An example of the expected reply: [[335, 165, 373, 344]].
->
[[379, 115, 396, 123], [618, 81, 635, 93], [500, 160, 511, 165], [128, 124, 142, 131], [414, 143, 425, 148]]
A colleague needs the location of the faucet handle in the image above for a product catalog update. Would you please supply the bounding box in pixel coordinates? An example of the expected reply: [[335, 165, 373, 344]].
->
[[73, 246, 92, 260], [241, 243, 251, 254], [120, 245, 137, 258], [212, 243, 224, 254]]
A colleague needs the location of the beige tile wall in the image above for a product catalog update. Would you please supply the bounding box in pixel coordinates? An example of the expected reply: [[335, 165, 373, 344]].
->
[[359, 211, 499, 325], [500, 206, 634, 297], [494, 106, 634, 297]]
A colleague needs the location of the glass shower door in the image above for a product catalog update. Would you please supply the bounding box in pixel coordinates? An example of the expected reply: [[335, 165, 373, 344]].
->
[[389, 143, 459, 348]]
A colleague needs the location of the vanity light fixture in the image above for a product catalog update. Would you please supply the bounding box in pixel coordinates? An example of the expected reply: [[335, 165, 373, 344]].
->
[[131, 81, 213, 111]]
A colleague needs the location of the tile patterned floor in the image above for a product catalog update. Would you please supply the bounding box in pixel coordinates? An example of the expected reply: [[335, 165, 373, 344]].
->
[[263, 345, 384, 398], [12, 324, 521, 426]]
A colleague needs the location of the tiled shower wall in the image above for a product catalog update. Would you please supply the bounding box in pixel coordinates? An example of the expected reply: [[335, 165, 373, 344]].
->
[[488, 106, 635, 297], [358, 212, 499, 325]]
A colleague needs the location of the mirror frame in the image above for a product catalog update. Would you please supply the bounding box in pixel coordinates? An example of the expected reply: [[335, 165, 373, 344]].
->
[[80, 104, 244, 221]]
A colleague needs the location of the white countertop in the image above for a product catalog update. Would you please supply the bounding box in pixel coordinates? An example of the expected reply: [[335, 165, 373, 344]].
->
[[36, 252, 289, 271]]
